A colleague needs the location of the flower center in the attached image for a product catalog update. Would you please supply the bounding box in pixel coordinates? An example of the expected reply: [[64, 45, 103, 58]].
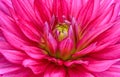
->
[[54, 23, 69, 41]]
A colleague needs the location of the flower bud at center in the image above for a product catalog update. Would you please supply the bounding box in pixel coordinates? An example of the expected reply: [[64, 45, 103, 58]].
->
[[55, 23, 69, 41]]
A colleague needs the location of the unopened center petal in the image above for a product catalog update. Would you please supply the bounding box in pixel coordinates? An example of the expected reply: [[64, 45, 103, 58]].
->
[[55, 23, 69, 41]]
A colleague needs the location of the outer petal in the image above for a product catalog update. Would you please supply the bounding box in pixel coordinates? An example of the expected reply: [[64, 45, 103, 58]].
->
[[83, 58, 120, 72], [0, 0, 11, 15], [68, 66, 94, 77], [1, 68, 42, 77], [44, 64, 66, 77], [23, 59, 49, 74], [73, 43, 97, 58], [11, 0, 37, 22], [52, 0, 68, 22], [0, 28, 31, 50], [93, 65, 120, 77], [18, 20, 41, 42], [0, 54, 21, 74], [0, 49, 27, 64], [0, 10, 24, 37], [67, 0, 83, 18], [22, 46, 47, 60], [0, 41, 13, 50], [90, 44, 120, 59], [34, 0, 51, 23], [77, 0, 94, 25]]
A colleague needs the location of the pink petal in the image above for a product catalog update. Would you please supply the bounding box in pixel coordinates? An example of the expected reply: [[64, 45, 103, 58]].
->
[[67, 0, 82, 18], [77, 0, 94, 25], [90, 44, 120, 59], [11, 0, 37, 22], [1, 68, 42, 77], [18, 20, 41, 42], [94, 21, 120, 46], [83, 58, 120, 72], [73, 43, 97, 58], [59, 37, 74, 59], [68, 25, 75, 41], [68, 66, 94, 77], [93, 65, 120, 77], [0, 55, 21, 74], [0, 0, 11, 15], [44, 22, 57, 54], [0, 41, 13, 49], [23, 59, 49, 74], [52, 0, 68, 22], [44, 64, 66, 77], [22, 46, 46, 59], [34, 0, 51, 23], [0, 10, 23, 36], [42, 0, 53, 11], [90, 0, 100, 20], [64, 59, 88, 67], [0, 49, 27, 64], [0, 28, 32, 50]]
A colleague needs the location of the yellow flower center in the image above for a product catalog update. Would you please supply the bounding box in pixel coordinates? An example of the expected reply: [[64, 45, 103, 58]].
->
[[56, 23, 69, 41]]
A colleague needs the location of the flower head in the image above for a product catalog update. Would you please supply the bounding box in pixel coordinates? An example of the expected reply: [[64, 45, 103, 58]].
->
[[0, 0, 120, 77]]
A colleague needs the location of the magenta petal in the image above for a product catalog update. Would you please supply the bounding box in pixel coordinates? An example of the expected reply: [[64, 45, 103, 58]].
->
[[1, 68, 41, 77], [74, 43, 97, 58], [0, 64, 20, 74], [34, 0, 51, 23], [0, 55, 21, 74], [23, 59, 49, 74], [93, 65, 120, 77], [18, 21, 41, 42], [44, 64, 66, 77], [67, 0, 82, 18], [94, 21, 120, 46], [11, 0, 37, 22], [44, 22, 57, 54], [0, 0, 11, 16], [52, 0, 68, 22], [0, 11, 22, 36], [83, 58, 120, 72], [0, 49, 27, 64], [0, 41, 13, 49], [22, 46, 46, 59], [90, 44, 120, 59], [59, 37, 74, 58], [64, 59, 88, 67], [77, 0, 94, 25], [0, 28, 30, 50], [68, 66, 94, 77], [46, 33, 57, 54], [0, 63, 20, 74]]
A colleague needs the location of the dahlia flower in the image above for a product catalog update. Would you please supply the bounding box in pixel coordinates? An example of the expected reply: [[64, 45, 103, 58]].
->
[[0, 0, 120, 77]]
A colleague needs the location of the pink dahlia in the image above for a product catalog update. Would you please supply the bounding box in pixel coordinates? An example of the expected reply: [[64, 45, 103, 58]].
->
[[0, 0, 120, 77]]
